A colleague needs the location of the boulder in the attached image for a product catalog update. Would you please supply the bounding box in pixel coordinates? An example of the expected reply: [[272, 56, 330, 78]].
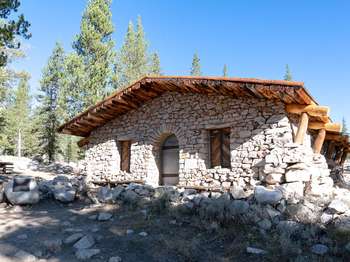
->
[[75, 248, 100, 260], [53, 186, 76, 203], [97, 212, 113, 221], [5, 177, 40, 205], [97, 187, 114, 203], [64, 233, 84, 245], [311, 244, 328, 256], [265, 173, 283, 185], [229, 200, 249, 215], [14, 250, 36, 262], [230, 185, 250, 199], [43, 239, 62, 253], [254, 186, 282, 205], [73, 235, 95, 249], [285, 169, 311, 182], [246, 246, 267, 255], [0, 184, 4, 203], [277, 182, 304, 204], [109, 256, 122, 262], [328, 199, 348, 214]]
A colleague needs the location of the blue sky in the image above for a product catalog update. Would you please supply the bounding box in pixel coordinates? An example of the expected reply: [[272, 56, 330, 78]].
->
[[15, 0, 349, 125]]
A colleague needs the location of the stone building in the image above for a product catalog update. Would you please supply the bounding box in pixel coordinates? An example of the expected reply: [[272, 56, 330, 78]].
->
[[58, 76, 349, 190]]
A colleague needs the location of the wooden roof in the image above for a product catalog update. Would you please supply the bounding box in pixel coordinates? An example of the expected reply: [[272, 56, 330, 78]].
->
[[58, 75, 350, 150], [58, 76, 313, 137]]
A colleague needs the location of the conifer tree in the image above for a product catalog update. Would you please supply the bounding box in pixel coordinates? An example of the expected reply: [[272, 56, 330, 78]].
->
[[116, 16, 150, 88], [73, 0, 115, 106], [149, 52, 161, 76], [284, 64, 292, 81], [3, 77, 35, 156], [37, 42, 65, 162], [190, 53, 201, 76], [343, 117, 348, 135], [223, 64, 228, 77]]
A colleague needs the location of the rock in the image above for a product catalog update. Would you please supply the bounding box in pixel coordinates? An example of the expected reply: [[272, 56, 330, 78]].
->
[[123, 190, 139, 203], [258, 219, 272, 231], [97, 212, 113, 221], [88, 215, 97, 220], [75, 248, 100, 260], [73, 235, 95, 249], [345, 242, 350, 252], [254, 186, 282, 205], [311, 244, 328, 255], [286, 202, 321, 224], [320, 213, 333, 224], [53, 186, 76, 203], [126, 229, 134, 235], [0, 184, 4, 203], [277, 220, 303, 235], [97, 187, 114, 203], [246, 246, 268, 255], [265, 173, 283, 185], [109, 256, 122, 262], [64, 233, 84, 245], [139, 232, 148, 237], [17, 234, 28, 240], [328, 199, 348, 214], [285, 169, 311, 182], [5, 177, 40, 205], [229, 200, 249, 215], [14, 250, 36, 262], [230, 185, 249, 199], [43, 239, 62, 253], [277, 182, 304, 204], [239, 130, 251, 138]]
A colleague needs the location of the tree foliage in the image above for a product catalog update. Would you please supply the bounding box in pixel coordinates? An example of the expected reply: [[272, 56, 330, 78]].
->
[[284, 64, 292, 81], [223, 64, 228, 77], [37, 42, 65, 162], [73, 0, 116, 106], [343, 117, 348, 135], [149, 52, 161, 76], [0, 0, 31, 66], [190, 53, 201, 76]]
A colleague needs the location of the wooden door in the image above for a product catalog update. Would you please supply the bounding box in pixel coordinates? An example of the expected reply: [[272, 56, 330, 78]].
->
[[161, 135, 179, 185]]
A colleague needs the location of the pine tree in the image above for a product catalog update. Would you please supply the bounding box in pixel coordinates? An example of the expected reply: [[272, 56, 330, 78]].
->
[[116, 16, 150, 89], [284, 64, 292, 81], [73, 0, 116, 106], [37, 42, 65, 162], [223, 64, 228, 77], [2, 77, 35, 156], [190, 53, 201, 76], [343, 117, 348, 135], [149, 52, 161, 76]]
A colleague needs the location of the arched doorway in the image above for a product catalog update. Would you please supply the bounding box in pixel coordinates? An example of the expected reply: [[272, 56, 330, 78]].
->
[[161, 134, 179, 185]]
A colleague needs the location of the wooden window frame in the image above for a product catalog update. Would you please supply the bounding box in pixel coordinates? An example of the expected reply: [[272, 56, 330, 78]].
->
[[119, 140, 131, 172], [209, 128, 231, 169]]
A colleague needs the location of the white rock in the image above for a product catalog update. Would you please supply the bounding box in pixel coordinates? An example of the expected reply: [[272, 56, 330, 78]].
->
[[64, 233, 84, 245], [53, 187, 76, 203], [285, 169, 311, 182], [265, 173, 283, 185], [75, 248, 100, 260], [109, 256, 122, 262], [320, 213, 333, 224], [277, 182, 304, 204], [5, 177, 40, 205], [139, 231, 148, 237], [126, 229, 134, 235], [246, 246, 267, 255], [328, 199, 348, 214], [14, 250, 36, 262], [97, 212, 113, 221], [73, 235, 95, 249], [254, 186, 282, 205]]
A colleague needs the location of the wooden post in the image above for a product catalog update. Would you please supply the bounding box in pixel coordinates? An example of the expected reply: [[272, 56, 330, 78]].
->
[[326, 141, 335, 160], [340, 151, 348, 166], [335, 148, 344, 164], [313, 129, 326, 154], [295, 112, 309, 144]]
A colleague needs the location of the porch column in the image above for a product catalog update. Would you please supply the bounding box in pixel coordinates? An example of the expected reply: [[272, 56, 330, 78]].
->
[[340, 150, 349, 166], [295, 112, 309, 144], [326, 141, 335, 160], [313, 129, 326, 154]]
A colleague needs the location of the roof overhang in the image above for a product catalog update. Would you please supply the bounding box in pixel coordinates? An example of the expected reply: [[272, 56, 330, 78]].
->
[[57, 76, 349, 150]]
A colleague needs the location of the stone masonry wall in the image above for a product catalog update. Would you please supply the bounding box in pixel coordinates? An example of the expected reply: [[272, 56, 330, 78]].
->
[[82, 92, 310, 189]]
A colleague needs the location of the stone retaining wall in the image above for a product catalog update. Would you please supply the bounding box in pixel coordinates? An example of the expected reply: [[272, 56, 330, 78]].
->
[[81, 92, 313, 188]]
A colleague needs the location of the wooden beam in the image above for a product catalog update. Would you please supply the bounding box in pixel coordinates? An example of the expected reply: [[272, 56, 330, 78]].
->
[[313, 129, 326, 154], [295, 112, 309, 144], [286, 104, 330, 118], [308, 122, 342, 133], [77, 137, 89, 147]]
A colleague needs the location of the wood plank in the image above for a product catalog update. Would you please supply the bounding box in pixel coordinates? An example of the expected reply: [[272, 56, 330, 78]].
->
[[308, 122, 342, 133], [286, 104, 330, 118]]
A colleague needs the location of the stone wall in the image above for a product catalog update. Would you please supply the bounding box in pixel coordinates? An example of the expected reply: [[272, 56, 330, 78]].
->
[[81, 92, 310, 189]]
